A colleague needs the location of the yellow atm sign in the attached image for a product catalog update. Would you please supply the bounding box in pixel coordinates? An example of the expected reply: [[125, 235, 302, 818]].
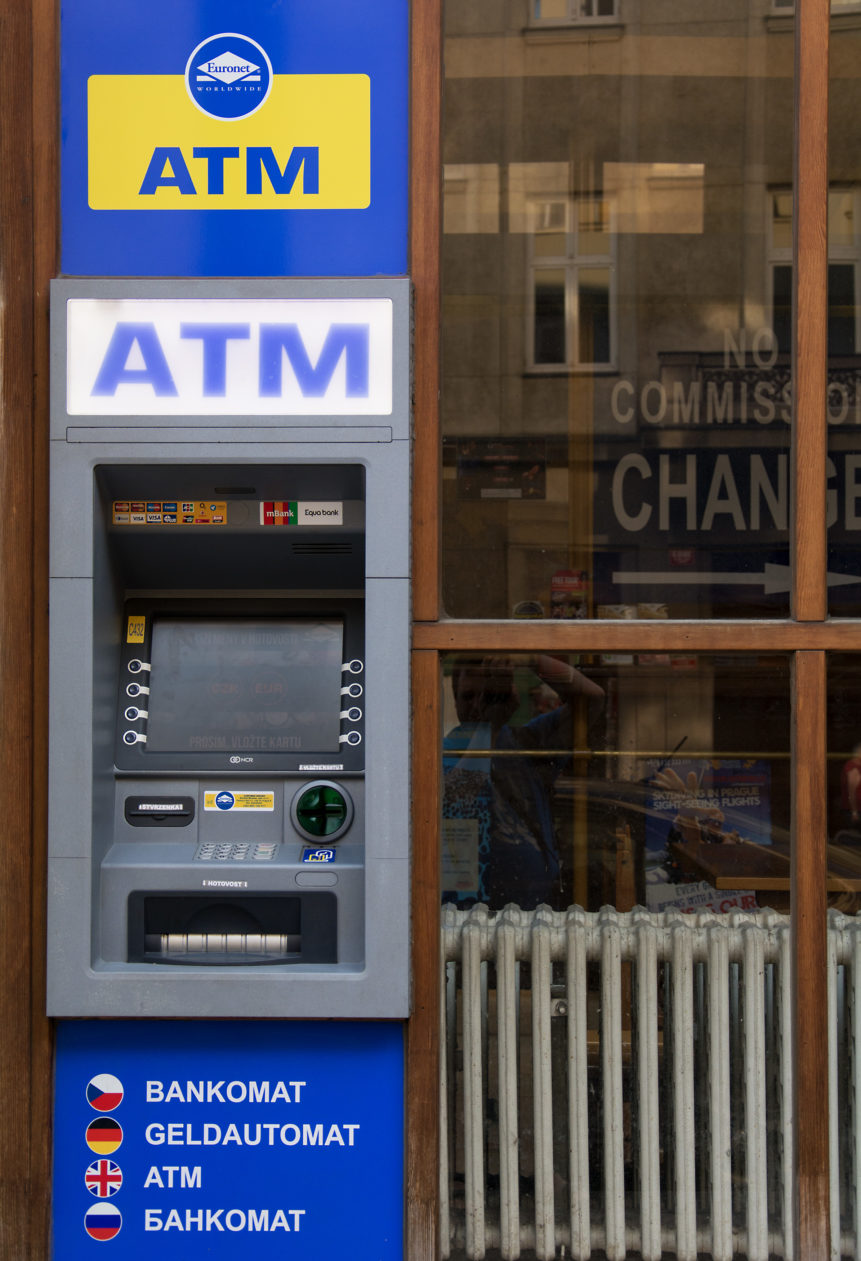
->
[[88, 75, 370, 210]]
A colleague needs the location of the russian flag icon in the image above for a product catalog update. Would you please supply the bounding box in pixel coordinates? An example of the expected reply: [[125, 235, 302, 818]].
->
[[84, 1202, 122, 1241], [86, 1073, 124, 1113]]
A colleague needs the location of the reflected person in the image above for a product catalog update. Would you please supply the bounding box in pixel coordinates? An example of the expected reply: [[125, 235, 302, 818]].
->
[[442, 655, 604, 911]]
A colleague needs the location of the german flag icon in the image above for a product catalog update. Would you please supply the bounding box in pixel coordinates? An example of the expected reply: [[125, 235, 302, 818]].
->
[[86, 1116, 123, 1156]]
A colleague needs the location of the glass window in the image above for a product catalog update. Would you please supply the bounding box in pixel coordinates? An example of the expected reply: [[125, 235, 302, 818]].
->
[[828, 18, 861, 612], [442, 651, 791, 915], [530, 0, 619, 24], [769, 187, 861, 356], [442, 5, 794, 619], [440, 651, 796, 1258], [528, 197, 615, 369]]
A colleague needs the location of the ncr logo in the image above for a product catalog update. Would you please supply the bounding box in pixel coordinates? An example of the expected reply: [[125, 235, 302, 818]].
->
[[65, 296, 394, 417]]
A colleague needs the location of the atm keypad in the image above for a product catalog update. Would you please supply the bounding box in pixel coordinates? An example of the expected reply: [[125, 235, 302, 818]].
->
[[194, 843, 278, 862]]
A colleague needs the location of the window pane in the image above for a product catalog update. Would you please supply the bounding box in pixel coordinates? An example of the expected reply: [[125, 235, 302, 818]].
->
[[772, 263, 792, 355], [772, 190, 793, 250], [828, 263, 856, 355], [828, 657, 861, 905], [442, 651, 790, 914], [578, 195, 611, 255], [534, 269, 566, 364], [828, 24, 861, 613], [442, 5, 793, 619], [441, 651, 796, 1259], [533, 0, 569, 20], [829, 189, 855, 248], [578, 268, 611, 364]]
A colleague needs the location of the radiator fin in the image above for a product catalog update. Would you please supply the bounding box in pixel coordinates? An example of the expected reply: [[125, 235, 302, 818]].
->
[[442, 905, 860, 1260]]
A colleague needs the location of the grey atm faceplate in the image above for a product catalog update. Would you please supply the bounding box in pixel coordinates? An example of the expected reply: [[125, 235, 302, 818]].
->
[[47, 279, 410, 1019]]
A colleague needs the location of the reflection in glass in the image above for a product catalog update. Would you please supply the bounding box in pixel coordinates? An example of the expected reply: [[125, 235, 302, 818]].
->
[[826, 19, 861, 610], [825, 657, 861, 908], [578, 268, 610, 364], [533, 269, 566, 365], [443, 2, 794, 619], [441, 651, 791, 915], [441, 653, 801, 1260]]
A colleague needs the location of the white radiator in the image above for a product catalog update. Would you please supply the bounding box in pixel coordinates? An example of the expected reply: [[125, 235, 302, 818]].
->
[[441, 904, 861, 1260]]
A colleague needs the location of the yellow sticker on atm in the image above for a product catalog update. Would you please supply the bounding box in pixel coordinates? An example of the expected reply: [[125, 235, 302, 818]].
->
[[126, 616, 146, 644], [204, 791, 275, 812]]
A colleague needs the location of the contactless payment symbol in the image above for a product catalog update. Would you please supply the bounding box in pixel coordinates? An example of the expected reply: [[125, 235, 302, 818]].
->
[[186, 33, 273, 120], [86, 1073, 124, 1112], [84, 1202, 122, 1241]]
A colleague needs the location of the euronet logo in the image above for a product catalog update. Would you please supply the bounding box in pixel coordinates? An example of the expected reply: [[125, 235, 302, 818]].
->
[[185, 33, 273, 120]]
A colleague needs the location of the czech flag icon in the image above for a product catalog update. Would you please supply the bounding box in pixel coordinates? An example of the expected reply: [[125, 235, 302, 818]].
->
[[86, 1074, 123, 1112], [86, 1116, 123, 1156], [84, 1202, 122, 1241]]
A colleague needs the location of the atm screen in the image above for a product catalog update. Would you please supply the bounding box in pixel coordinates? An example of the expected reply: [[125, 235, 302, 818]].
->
[[145, 618, 344, 754]]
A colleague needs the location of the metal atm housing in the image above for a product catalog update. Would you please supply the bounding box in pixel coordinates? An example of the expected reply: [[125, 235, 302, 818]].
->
[[46, 279, 410, 1019]]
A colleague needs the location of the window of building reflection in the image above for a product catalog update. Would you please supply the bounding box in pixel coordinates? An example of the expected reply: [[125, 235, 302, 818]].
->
[[773, 0, 861, 10], [530, 0, 619, 25], [529, 195, 615, 369], [441, 651, 791, 915]]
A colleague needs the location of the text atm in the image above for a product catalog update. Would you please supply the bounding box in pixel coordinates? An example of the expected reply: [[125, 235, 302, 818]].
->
[[46, 278, 410, 1018]]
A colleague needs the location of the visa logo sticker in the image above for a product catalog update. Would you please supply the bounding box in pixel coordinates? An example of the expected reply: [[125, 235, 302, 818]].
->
[[87, 71, 370, 211], [65, 297, 393, 416]]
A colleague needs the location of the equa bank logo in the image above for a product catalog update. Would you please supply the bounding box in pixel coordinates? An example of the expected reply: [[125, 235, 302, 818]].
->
[[87, 36, 370, 210]]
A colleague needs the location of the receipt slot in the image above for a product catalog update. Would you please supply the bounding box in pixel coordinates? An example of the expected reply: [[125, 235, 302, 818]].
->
[[46, 279, 410, 1018]]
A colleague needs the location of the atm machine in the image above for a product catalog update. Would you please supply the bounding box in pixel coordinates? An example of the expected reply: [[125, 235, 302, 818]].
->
[[46, 278, 410, 1020]]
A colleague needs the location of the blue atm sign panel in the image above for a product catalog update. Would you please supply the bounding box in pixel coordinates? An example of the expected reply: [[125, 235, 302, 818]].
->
[[61, 1, 408, 276], [53, 1022, 404, 1259]]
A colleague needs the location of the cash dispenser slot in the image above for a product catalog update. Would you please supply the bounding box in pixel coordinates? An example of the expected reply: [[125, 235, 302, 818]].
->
[[128, 892, 337, 966]]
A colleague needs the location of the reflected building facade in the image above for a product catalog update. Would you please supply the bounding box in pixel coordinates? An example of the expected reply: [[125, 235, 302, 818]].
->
[[442, 0, 861, 624]]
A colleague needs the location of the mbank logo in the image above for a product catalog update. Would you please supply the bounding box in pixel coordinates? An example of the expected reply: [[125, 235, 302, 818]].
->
[[185, 33, 273, 120]]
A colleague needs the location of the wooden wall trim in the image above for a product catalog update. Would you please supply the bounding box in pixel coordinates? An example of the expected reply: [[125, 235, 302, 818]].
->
[[29, 0, 59, 1257], [792, 1, 833, 1251], [406, 650, 442, 1260], [792, 651, 831, 1258], [792, 0, 829, 622], [409, 0, 442, 624], [407, 2, 443, 1257], [414, 618, 861, 653], [0, 0, 42, 1255]]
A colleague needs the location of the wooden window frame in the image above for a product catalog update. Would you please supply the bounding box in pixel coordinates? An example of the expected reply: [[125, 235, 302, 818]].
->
[[408, 0, 835, 1255]]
